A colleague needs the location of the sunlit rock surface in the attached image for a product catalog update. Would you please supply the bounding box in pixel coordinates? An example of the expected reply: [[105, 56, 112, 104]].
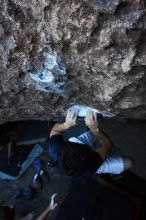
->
[[0, 0, 146, 123]]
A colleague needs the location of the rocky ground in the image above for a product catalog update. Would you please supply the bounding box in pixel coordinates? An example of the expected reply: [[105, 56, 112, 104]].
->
[[0, 143, 69, 220], [0, 118, 146, 219]]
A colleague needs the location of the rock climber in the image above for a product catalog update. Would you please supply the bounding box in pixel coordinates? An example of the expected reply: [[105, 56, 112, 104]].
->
[[48, 109, 133, 178]]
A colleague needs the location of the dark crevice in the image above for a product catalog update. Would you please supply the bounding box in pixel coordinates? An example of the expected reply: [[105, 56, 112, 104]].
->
[[1, 16, 14, 36], [19, 71, 26, 79], [90, 26, 99, 39], [110, 76, 146, 110], [43, 5, 51, 20], [7, 0, 26, 26], [132, 30, 146, 65], [135, 30, 146, 51], [114, 2, 133, 17], [98, 11, 115, 21], [61, 41, 71, 53], [129, 66, 146, 74], [134, 12, 146, 29]]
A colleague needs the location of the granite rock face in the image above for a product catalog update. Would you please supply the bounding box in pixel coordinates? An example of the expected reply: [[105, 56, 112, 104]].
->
[[0, 0, 146, 123]]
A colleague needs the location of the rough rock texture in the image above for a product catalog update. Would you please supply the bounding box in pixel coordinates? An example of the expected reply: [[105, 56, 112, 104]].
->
[[0, 0, 146, 123]]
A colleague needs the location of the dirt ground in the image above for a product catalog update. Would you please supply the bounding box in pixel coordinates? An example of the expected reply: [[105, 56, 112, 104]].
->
[[0, 118, 146, 219]]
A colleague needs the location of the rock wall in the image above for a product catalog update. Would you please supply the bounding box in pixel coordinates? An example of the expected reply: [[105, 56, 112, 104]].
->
[[0, 0, 146, 123]]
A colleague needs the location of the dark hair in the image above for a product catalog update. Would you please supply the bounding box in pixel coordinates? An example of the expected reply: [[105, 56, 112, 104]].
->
[[0, 134, 12, 146], [60, 142, 99, 177]]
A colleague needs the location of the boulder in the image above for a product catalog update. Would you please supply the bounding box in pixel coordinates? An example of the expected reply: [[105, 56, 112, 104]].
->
[[0, 0, 146, 123]]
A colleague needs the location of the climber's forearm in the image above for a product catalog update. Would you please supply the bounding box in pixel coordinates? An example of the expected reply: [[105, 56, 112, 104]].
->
[[36, 206, 51, 220], [50, 123, 69, 137]]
